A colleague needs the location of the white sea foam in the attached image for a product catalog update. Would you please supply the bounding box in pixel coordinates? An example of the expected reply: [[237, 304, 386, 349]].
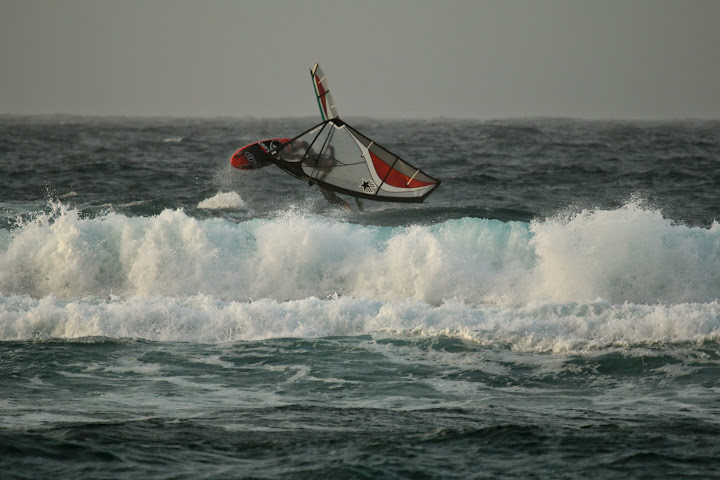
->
[[530, 199, 720, 304], [197, 192, 246, 210], [1, 201, 718, 347], [0, 294, 718, 352]]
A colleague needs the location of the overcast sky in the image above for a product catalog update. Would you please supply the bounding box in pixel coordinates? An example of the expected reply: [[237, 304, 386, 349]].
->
[[1, 0, 719, 119]]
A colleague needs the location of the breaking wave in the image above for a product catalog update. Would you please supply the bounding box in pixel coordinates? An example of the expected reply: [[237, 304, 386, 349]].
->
[[0, 200, 718, 349]]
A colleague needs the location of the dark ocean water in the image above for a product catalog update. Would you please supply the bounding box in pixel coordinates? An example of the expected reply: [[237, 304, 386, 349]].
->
[[1, 116, 720, 479]]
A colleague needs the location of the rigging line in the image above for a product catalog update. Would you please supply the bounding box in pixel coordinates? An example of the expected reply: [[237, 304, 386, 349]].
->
[[310, 125, 335, 180], [269, 120, 329, 157], [348, 125, 393, 196], [375, 156, 400, 196], [302, 123, 330, 180], [317, 88, 335, 113], [311, 69, 327, 121]]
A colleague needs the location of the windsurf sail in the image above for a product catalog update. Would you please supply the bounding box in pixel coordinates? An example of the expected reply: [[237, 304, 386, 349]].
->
[[310, 63, 338, 121], [270, 118, 440, 203]]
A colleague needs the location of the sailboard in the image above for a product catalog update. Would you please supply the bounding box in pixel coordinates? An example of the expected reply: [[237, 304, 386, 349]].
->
[[310, 63, 338, 121], [231, 138, 290, 170], [270, 118, 440, 203]]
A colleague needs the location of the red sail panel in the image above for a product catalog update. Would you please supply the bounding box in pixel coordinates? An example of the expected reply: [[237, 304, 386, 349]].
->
[[369, 151, 435, 188], [315, 77, 328, 115]]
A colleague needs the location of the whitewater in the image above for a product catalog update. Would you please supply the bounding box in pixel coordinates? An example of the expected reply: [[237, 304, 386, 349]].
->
[[1, 116, 719, 479], [2, 200, 719, 352]]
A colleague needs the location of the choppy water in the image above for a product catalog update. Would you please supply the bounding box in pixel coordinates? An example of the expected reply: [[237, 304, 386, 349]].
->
[[1, 116, 719, 478]]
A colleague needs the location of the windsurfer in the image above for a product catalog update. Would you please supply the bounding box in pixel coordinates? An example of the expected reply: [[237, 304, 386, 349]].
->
[[292, 143, 362, 211], [273, 141, 361, 210]]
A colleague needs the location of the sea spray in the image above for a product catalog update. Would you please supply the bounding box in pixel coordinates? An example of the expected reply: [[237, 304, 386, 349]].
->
[[197, 191, 246, 210]]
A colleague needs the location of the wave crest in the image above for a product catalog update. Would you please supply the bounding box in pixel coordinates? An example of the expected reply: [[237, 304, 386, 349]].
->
[[0, 201, 718, 307]]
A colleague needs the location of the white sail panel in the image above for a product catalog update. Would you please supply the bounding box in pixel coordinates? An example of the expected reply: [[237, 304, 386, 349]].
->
[[311, 64, 339, 121]]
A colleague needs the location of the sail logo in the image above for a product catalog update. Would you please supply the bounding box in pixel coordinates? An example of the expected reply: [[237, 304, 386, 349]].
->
[[360, 179, 377, 193], [244, 151, 256, 165]]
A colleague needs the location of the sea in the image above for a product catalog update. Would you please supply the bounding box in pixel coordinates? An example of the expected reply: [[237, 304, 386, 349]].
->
[[1, 115, 719, 479]]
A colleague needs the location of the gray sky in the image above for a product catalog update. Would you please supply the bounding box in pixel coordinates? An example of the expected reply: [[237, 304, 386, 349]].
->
[[1, 0, 719, 119]]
